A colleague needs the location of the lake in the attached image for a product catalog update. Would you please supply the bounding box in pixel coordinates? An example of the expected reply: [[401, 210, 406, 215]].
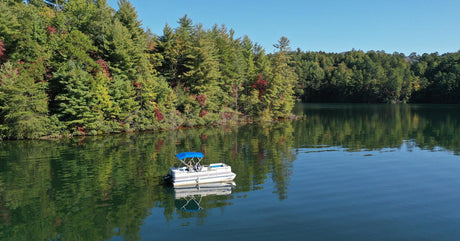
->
[[1, 103, 460, 240]]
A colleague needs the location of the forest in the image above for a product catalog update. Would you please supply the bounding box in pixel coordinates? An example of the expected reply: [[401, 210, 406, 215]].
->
[[292, 50, 460, 104], [0, 0, 297, 140], [1, 0, 460, 140]]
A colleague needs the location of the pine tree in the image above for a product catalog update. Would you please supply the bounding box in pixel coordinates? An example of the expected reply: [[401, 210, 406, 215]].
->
[[188, 25, 222, 121], [172, 15, 196, 88], [156, 24, 178, 85], [62, 0, 98, 33], [53, 61, 103, 134], [0, 62, 56, 139], [0, 1, 21, 64], [268, 36, 298, 119], [115, 0, 144, 43], [211, 25, 244, 110], [108, 75, 138, 130]]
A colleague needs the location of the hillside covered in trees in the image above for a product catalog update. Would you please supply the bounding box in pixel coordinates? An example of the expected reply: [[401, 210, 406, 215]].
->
[[0, 0, 297, 139], [292, 50, 460, 104], [1, 0, 460, 140]]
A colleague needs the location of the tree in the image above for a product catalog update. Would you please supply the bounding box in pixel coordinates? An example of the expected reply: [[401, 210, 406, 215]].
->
[[267, 36, 298, 119], [115, 0, 143, 43], [0, 1, 21, 64], [108, 75, 138, 130], [273, 36, 291, 52], [0, 62, 56, 139], [53, 61, 105, 134]]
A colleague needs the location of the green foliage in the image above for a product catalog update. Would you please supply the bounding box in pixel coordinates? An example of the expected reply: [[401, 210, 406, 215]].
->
[[410, 52, 460, 103], [108, 75, 138, 127], [153, 14, 295, 124], [7, 0, 460, 139], [0, 2, 21, 63], [267, 37, 297, 118], [115, 0, 143, 42], [54, 61, 104, 133], [62, 0, 98, 33], [0, 62, 57, 139], [292, 50, 421, 104], [56, 30, 97, 69]]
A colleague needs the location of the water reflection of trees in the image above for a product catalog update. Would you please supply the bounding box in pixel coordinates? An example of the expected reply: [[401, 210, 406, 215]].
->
[[2, 104, 459, 240], [0, 121, 296, 241], [294, 104, 460, 154]]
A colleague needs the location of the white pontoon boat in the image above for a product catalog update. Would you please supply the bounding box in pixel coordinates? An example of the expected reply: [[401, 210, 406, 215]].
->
[[164, 152, 236, 187]]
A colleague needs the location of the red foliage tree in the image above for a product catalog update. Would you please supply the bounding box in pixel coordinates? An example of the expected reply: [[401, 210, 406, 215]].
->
[[0, 39, 6, 61], [95, 58, 110, 78], [154, 109, 163, 121], [46, 25, 57, 34], [77, 127, 86, 135], [232, 84, 240, 97], [195, 94, 206, 107], [200, 109, 207, 117], [252, 74, 268, 99], [133, 82, 142, 90]]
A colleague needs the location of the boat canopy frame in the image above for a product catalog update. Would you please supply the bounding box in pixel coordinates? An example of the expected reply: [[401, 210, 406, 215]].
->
[[175, 152, 204, 170], [179, 195, 203, 212]]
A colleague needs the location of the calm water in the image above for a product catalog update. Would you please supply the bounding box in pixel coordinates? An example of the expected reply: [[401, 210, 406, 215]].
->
[[1, 104, 460, 240]]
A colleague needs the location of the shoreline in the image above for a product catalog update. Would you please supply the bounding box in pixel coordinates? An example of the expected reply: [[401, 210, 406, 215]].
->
[[31, 114, 304, 141]]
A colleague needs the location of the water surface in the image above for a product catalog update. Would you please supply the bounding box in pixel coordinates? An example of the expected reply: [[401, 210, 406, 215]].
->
[[1, 104, 460, 240]]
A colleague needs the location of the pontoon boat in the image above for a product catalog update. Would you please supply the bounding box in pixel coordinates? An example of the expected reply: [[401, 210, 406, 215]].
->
[[164, 152, 236, 186]]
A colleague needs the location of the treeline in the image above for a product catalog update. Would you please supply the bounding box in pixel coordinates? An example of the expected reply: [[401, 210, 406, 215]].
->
[[0, 0, 297, 139], [292, 50, 460, 103]]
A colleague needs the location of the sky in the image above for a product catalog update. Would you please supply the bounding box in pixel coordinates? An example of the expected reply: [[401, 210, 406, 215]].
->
[[107, 0, 460, 55]]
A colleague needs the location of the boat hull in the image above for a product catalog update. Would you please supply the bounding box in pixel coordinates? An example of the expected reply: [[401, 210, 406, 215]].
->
[[169, 163, 236, 187], [173, 172, 236, 186]]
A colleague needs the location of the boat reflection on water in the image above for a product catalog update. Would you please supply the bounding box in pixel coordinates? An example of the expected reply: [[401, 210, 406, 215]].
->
[[174, 182, 235, 212]]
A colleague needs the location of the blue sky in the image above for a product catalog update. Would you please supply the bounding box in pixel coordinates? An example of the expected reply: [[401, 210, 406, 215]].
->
[[107, 0, 460, 55]]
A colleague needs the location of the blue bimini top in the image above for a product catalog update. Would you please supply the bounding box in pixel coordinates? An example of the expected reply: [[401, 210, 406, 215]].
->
[[175, 152, 204, 160]]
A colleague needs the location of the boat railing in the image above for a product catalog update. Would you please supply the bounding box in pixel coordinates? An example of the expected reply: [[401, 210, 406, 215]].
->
[[210, 164, 224, 168]]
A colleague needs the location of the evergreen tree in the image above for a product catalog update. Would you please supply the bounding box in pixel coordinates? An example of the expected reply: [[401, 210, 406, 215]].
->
[[268, 37, 297, 119], [188, 25, 222, 121], [0, 62, 56, 139], [0, 1, 21, 64], [211, 25, 245, 111], [115, 0, 144, 43], [102, 19, 136, 77], [157, 24, 178, 84], [53, 61, 103, 133], [108, 75, 138, 130]]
